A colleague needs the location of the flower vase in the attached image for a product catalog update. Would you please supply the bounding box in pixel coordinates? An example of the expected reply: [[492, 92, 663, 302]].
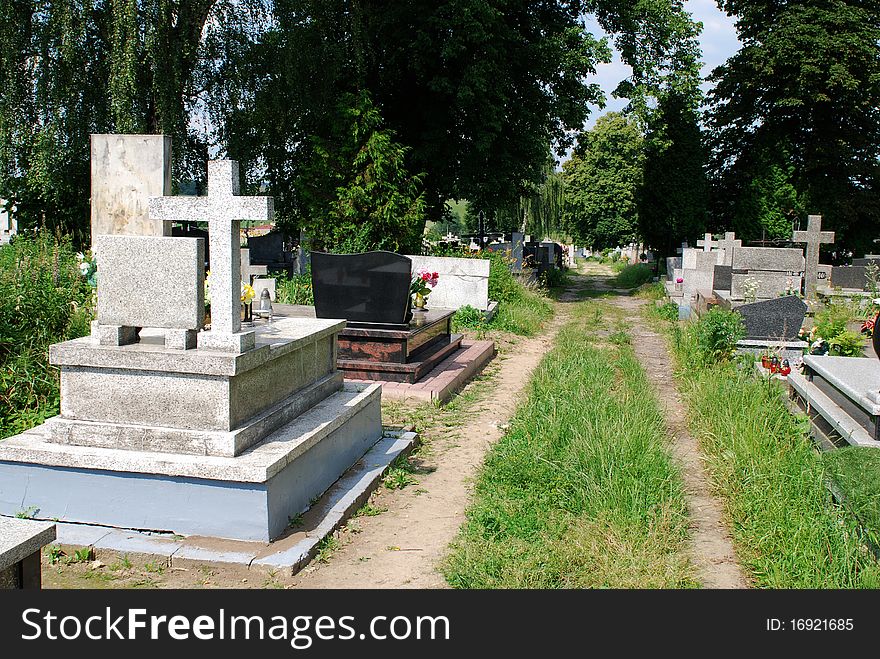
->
[[413, 292, 428, 312]]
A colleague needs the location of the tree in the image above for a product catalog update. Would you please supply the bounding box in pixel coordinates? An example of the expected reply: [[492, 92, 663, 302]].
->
[[639, 92, 708, 256], [706, 0, 880, 252], [562, 112, 643, 248], [296, 91, 426, 254]]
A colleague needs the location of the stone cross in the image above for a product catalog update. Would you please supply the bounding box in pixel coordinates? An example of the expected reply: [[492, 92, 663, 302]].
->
[[149, 160, 274, 352], [697, 233, 718, 252], [793, 214, 834, 298], [717, 231, 742, 266], [241, 248, 268, 285]]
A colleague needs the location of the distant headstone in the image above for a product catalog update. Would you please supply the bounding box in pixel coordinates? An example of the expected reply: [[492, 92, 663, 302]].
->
[[831, 266, 868, 290], [731, 246, 805, 299], [511, 232, 524, 272], [241, 248, 268, 284], [792, 214, 834, 298], [717, 232, 741, 266], [713, 265, 732, 292], [666, 256, 682, 281], [407, 255, 490, 311], [90, 134, 172, 247], [682, 250, 725, 302], [0, 201, 15, 245], [853, 256, 880, 267], [248, 231, 293, 269], [817, 264, 832, 285], [735, 296, 808, 341], [252, 277, 276, 302], [312, 251, 412, 327], [697, 233, 718, 252]]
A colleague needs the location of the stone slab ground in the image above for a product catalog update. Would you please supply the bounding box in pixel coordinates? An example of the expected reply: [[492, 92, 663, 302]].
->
[[348, 339, 496, 403]]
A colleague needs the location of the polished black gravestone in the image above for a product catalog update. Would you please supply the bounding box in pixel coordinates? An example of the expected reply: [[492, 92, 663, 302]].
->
[[734, 295, 807, 341], [312, 251, 462, 383], [312, 251, 413, 328]]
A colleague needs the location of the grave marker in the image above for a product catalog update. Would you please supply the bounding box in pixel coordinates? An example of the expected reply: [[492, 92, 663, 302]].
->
[[792, 214, 834, 298], [717, 232, 741, 266], [697, 233, 718, 252], [149, 160, 273, 353]]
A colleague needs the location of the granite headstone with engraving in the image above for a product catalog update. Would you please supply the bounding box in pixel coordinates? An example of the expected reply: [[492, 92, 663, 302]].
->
[[731, 246, 805, 299]]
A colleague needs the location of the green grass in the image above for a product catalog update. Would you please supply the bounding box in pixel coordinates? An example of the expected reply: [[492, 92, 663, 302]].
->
[[443, 302, 696, 588], [823, 447, 880, 549], [488, 286, 553, 336], [612, 264, 654, 289], [665, 318, 880, 588]]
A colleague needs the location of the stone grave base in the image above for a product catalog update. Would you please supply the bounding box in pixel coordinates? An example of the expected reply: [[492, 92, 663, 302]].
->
[[736, 339, 808, 364], [0, 384, 383, 543], [47, 428, 415, 575], [350, 339, 496, 404], [788, 355, 880, 448]]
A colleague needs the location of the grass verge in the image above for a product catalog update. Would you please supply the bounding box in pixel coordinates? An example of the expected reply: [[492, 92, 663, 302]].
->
[[663, 318, 880, 587], [443, 302, 696, 588], [823, 447, 880, 550], [612, 263, 654, 289]]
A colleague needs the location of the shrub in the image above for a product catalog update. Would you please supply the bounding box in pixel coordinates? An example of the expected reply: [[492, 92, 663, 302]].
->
[[275, 269, 314, 305], [693, 308, 745, 364], [452, 305, 485, 331], [0, 232, 93, 437], [814, 303, 850, 341], [828, 330, 865, 357], [613, 264, 653, 289], [656, 302, 679, 323]]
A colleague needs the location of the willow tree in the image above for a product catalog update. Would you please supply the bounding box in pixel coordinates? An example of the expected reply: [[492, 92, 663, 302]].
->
[[0, 0, 240, 240]]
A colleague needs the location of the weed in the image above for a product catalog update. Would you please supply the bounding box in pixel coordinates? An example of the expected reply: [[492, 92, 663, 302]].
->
[[15, 506, 38, 519], [315, 535, 340, 563], [45, 545, 64, 565], [355, 503, 387, 517]]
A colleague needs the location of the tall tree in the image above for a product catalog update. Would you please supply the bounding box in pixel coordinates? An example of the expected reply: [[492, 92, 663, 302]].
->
[[706, 0, 880, 252], [562, 112, 643, 248]]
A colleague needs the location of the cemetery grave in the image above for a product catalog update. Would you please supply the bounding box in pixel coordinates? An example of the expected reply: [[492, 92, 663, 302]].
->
[[0, 156, 418, 572]]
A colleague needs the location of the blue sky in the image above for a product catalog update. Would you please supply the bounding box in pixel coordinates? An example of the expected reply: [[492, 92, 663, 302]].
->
[[584, 0, 741, 125]]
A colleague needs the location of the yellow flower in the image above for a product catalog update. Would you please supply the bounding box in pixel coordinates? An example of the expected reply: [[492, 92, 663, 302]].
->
[[241, 281, 256, 304]]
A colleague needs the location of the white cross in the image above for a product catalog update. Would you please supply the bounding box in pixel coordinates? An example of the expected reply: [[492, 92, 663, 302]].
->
[[149, 160, 273, 352], [697, 233, 718, 252], [793, 214, 834, 298]]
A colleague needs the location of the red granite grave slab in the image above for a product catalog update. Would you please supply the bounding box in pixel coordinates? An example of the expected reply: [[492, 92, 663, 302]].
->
[[347, 340, 495, 403]]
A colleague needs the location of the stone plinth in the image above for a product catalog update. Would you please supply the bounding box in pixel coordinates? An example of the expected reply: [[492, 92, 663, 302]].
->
[[789, 355, 880, 447], [46, 317, 344, 457], [0, 517, 56, 589], [0, 384, 382, 542]]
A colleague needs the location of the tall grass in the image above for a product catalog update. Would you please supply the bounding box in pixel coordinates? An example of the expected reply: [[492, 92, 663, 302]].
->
[[444, 303, 696, 588], [0, 232, 93, 438], [667, 318, 880, 588], [612, 263, 654, 289]]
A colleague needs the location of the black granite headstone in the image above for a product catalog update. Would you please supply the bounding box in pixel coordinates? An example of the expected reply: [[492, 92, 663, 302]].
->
[[734, 295, 808, 341], [312, 251, 412, 328], [248, 231, 292, 268], [831, 266, 868, 290], [713, 265, 732, 292], [852, 257, 880, 267]]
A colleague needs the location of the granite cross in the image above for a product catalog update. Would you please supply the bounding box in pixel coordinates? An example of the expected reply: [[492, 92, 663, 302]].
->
[[793, 214, 834, 298], [240, 248, 268, 285], [697, 233, 719, 252], [717, 231, 742, 266], [149, 160, 274, 352]]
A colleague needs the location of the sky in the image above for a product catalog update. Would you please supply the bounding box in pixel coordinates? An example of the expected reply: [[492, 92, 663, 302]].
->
[[584, 0, 741, 126]]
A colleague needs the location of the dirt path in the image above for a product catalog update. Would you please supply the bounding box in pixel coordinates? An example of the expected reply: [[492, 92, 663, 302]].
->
[[290, 298, 573, 588], [586, 266, 747, 589]]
